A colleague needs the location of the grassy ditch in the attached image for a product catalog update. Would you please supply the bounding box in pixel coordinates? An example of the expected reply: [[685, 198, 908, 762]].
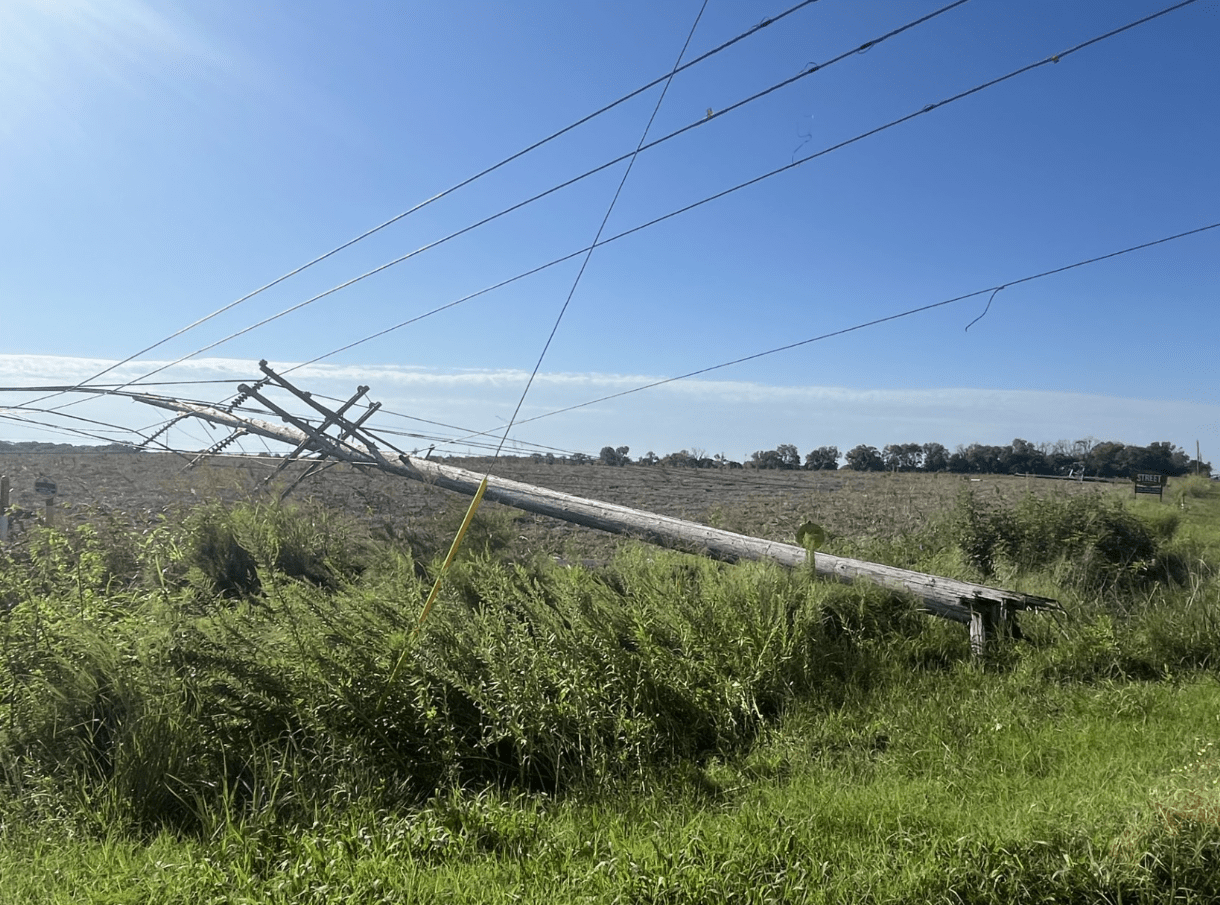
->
[[1, 476, 1219, 901]]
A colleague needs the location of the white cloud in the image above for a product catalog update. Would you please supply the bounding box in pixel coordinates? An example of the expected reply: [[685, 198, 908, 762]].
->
[[1, 354, 1216, 464]]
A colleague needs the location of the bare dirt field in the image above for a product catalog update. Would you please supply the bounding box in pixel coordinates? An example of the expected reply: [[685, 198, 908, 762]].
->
[[0, 449, 1121, 562]]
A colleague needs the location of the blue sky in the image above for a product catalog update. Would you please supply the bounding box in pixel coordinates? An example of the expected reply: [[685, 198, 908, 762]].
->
[[1, 0, 1217, 464]]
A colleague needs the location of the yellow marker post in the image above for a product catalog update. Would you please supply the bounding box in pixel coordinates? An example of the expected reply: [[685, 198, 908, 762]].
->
[[379, 475, 489, 707]]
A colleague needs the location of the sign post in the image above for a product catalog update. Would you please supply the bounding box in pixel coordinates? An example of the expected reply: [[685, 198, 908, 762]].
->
[[1132, 472, 1167, 500], [35, 477, 57, 526]]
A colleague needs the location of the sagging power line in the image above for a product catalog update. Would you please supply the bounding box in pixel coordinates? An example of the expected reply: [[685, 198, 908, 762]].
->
[[28, 0, 826, 409], [39, 0, 973, 406], [4, 1, 1202, 456], [492, 0, 712, 462], [472, 220, 1220, 440], [283, 0, 1198, 381]]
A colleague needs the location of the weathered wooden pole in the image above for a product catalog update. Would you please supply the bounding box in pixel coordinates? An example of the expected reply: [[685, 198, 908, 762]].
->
[[131, 392, 1059, 629]]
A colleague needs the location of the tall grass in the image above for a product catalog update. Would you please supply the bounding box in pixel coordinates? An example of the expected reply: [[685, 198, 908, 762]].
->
[[2, 478, 1220, 900]]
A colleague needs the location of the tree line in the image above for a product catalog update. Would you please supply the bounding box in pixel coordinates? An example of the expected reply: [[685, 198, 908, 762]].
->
[[562, 439, 1212, 478]]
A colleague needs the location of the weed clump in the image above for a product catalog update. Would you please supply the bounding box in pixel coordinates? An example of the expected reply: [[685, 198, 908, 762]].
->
[[175, 501, 374, 601], [950, 490, 1173, 590]]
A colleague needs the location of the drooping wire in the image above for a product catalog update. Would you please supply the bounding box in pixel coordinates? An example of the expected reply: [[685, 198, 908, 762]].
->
[[0, 408, 160, 446], [964, 286, 1004, 332], [300, 391, 583, 458], [286, 0, 1196, 376], [50, 0, 973, 403], [26, 0, 824, 410]]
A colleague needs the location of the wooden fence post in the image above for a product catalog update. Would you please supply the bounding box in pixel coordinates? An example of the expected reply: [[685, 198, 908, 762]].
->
[[0, 475, 9, 541]]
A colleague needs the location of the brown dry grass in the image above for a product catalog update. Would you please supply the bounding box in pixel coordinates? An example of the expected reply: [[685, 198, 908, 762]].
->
[[1, 451, 1122, 563]]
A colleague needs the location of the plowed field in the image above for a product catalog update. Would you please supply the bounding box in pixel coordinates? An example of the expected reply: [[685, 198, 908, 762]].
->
[[1, 449, 1118, 562]]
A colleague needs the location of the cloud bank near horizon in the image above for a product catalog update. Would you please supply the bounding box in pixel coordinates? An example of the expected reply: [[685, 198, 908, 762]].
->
[[0, 354, 1215, 462]]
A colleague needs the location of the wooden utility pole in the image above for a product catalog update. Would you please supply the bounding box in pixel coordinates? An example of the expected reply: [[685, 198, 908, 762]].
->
[[0, 475, 9, 542], [131, 384, 1058, 633]]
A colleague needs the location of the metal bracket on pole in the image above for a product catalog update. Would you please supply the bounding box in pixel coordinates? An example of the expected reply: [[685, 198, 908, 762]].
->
[[237, 383, 360, 464], [278, 404, 383, 499], [259, 382, 371, 489], [257, 360, 406, 458]]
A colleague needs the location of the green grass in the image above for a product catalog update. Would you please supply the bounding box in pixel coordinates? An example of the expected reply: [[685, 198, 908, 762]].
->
[[3, 676, 1219, 903], [2, 478, 1220, 901]]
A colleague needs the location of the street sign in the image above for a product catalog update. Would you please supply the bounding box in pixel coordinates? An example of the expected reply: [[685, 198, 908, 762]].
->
[[34, 478, 57, 496], [1132, 472, 1166, 499]]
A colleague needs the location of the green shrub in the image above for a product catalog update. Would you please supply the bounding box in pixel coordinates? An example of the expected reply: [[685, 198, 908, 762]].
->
[[951, 490, 1170, 590], [174, 501, 375, 601]]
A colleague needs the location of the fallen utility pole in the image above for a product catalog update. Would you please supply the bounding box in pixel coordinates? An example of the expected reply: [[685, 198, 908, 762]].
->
[[131, 385, 1058, 652]]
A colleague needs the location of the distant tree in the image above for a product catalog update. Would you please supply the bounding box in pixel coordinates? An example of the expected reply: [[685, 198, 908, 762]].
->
[[640, 450, 659, 466], [1141, 441, 1190, 475], [1072, 437, 1099, 462], [1041, 441, 1075, 475], [751, 444, 801, 470], [844, 445, 884, 472], [661, 449, 696, 467], [570, 452, 592, 465], [596, 446, 632, 466], [1109, 441, 1193, 477], [545, 452, 555, 465], [882, 443, 923, 472], [922, 442, 949, 472], [750, 449, 781, 469], [948, 443, 1004, 474], [1087, 441, 1125, 477], [1005, 438, 1049, 474], [804, 445, 840, 470]]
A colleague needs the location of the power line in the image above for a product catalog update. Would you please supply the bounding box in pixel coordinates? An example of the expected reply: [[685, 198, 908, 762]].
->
[[0, 375, 579, 460], [289, 0, 1197, 375], [27, 0, 824, 409], [10, 1, 1200, 454], [298, 391, 584, 458], [491, 0, 712, 463], [0, 409, 152, 446], [0, 380, 243, 394], [57, 0, 972, 399], [474, 220, 1220, 437]]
